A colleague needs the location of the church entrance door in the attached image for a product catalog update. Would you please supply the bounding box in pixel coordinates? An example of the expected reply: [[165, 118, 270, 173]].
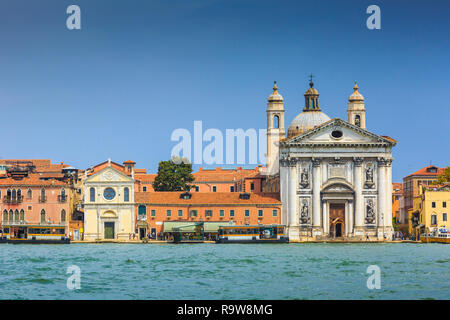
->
[[329, 203, 345, 238]]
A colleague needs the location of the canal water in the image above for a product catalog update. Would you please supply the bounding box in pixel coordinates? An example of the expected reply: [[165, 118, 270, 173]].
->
[[0, 243, 448, 300]]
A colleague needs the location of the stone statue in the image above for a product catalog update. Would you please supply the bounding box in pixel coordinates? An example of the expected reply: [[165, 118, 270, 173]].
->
[[299, 200, 310, 224], [299, 168, 309, 188], [364, 165, 375, 188], [365, 199, 376, 224]]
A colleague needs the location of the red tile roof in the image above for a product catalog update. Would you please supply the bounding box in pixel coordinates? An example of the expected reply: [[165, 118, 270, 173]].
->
[[0, 173, 69, 186], [405, 165, 445, 178]]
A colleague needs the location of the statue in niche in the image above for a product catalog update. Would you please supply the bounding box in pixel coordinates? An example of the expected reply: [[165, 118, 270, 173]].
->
[[365, 199, 376, 224], [364, 165, 375, 189], [299, 167, 309, 188], [299, 199, 310, 224]]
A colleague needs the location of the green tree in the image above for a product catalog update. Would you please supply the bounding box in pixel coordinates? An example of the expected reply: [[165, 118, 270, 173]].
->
[[153, 157, 194, 191], [433, 166, 450, 185]]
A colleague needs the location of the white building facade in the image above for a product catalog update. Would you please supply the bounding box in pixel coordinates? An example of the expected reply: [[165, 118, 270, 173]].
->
[[267, 80, 397, 241]]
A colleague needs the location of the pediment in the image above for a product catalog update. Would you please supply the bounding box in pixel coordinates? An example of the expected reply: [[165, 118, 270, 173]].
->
[[86, 166, 134, 183], [281, 118, 396, 146]]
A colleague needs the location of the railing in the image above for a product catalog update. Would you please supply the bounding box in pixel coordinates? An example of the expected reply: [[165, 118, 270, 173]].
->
[[3, 195, 23, 204], [137, 215, 147, 221], [57, 195, 67, 203], [39, 196, 47, 203]]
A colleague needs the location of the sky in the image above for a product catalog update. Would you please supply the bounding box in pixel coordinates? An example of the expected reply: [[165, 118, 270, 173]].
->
[[0, 0, 449, 182]]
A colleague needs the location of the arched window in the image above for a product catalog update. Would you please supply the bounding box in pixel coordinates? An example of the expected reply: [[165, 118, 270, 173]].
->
[[12, 189, 16, 200], [138, 205, 146, 217], [355, 115, 361, 127], [9, 210, 13, 222], [273, 115, 279, 129], [14, 210, 19, 221], [19, 209, 25, 221], [3, 210, 8, 222], [7, 189, 11, 198], [40, 210, 46, 223], [40, 188, 46, 202], [90, 187, 95, 202], [61, 209, 66, 222], [17, 189, 21, 199], [124, 187, 130, 202], [27, 188, 32, 199]]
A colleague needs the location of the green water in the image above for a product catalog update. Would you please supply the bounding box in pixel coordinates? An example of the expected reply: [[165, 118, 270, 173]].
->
[[0, 243, 448, 299]]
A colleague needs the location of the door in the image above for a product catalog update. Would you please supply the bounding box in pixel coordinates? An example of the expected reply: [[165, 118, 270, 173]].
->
[[104, 222, 115, 239], [74, 230, 79, 240], [329, 203, 345, 238], [139, 228, 146, 240]]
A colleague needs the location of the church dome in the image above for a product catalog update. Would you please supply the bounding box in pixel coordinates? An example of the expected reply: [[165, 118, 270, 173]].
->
[[267, 82, 283, 103], [287, 110, 331, 137], [349, 83, 364, 101]]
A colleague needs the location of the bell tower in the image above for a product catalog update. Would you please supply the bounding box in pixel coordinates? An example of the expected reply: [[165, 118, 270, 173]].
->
[[347, 82, 366, 129], [266, 81, 285, 175]]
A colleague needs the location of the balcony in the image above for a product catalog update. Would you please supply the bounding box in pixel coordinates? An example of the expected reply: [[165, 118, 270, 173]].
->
[[39, 196, 47, 203], [57, 195, 67, 203], [137, 214, 147, 221], [3, 195, 23, 204]]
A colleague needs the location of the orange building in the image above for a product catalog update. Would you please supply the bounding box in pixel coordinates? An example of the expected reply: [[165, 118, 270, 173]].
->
[[0, 160, 79, 239], [134, 191, 281, 239], [392, 182, 403, 223]]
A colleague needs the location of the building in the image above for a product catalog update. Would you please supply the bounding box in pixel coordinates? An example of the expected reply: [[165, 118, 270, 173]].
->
[[409, 184, 450, 238], [403, 165, 445, 217], [266, 80, 397, 241], [0, 160, 78, 239], [392, 182, 403, 223], [134, 191, 281, 239], [82, 159, 136, 240]]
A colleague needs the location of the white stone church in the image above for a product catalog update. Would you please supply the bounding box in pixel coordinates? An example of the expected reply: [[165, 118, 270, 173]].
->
[[265, 79, 397, 241]]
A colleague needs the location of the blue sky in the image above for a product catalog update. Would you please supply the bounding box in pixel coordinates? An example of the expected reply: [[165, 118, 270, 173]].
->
[[0, 0, 449, 181]]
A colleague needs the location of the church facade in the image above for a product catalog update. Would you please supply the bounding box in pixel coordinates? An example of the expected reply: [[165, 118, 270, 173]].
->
[[266, 80, 397, 241]]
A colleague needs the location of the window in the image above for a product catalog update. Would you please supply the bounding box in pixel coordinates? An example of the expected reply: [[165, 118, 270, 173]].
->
[[178, 210, 183, 217], [124, 187, 130, 202], [143, 186, 147, 192], [205, 210, 212, 217], [90, 188, 95, 202], [40, 188, 46, 201], [273, 209, 278, 217], [230, 210, 235, 217], [273, 115, 279, 129], [3, 210, 7, 222], [230, 186, 234, 192], [138, 205, 147, 218], [245, 210, 250, 217], [219, 210, 224, 217], [151, 210, 156, 217], [354, 115, 361, 127], [27, 189, 32, 199], [431, 214, 437, 225], [180, 192, 192, 199], [40, 210, 46, 223], [9, 210, 13, 222], [20, 209, 24, 221], [195, 186, 199, 192], [14, 210, 19, 221], [443, 202, 447, 208], [443, 213, 447, 222], [190, 210, 197, 217], [250, 183, 254, 191], [212, 186, 217, 192], [61, 209, 66, 222], [166, 210, 171, 217], [432, 202, 436, 208], [258, 210, 263, 217]]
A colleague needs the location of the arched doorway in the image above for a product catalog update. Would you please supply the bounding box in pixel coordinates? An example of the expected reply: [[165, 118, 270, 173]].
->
[[329, 203, 345, 238]]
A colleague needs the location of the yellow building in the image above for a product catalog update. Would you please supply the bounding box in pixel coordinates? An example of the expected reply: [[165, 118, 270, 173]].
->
[[83, 160, 135, 241], [409, 184, 450, 238]]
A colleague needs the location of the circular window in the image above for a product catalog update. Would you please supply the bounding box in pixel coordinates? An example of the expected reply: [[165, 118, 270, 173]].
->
[[331, 130, 343, 139], [103, 188, 116, 200]]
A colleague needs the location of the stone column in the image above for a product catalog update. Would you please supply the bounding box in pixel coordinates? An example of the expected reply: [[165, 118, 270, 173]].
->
[[288, 159, 298, 227], [344, 201, 349, 236], [377, 158, 387, 232], [353, 157, 364, 229], [348, 200, 354, 236], [385, 159, 393, 229], [322, 200, 328, 234], [280, 162, 289, 226], [312, 158, 322, 232]]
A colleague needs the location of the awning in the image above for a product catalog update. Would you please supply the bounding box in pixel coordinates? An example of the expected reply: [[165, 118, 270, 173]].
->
[[163, 221, 235, 233]]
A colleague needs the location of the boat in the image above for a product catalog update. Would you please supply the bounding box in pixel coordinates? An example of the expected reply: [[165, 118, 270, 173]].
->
[[216, 224, 289, 243], [0, 225, 70, 244], [420, 228, 450, 244]]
